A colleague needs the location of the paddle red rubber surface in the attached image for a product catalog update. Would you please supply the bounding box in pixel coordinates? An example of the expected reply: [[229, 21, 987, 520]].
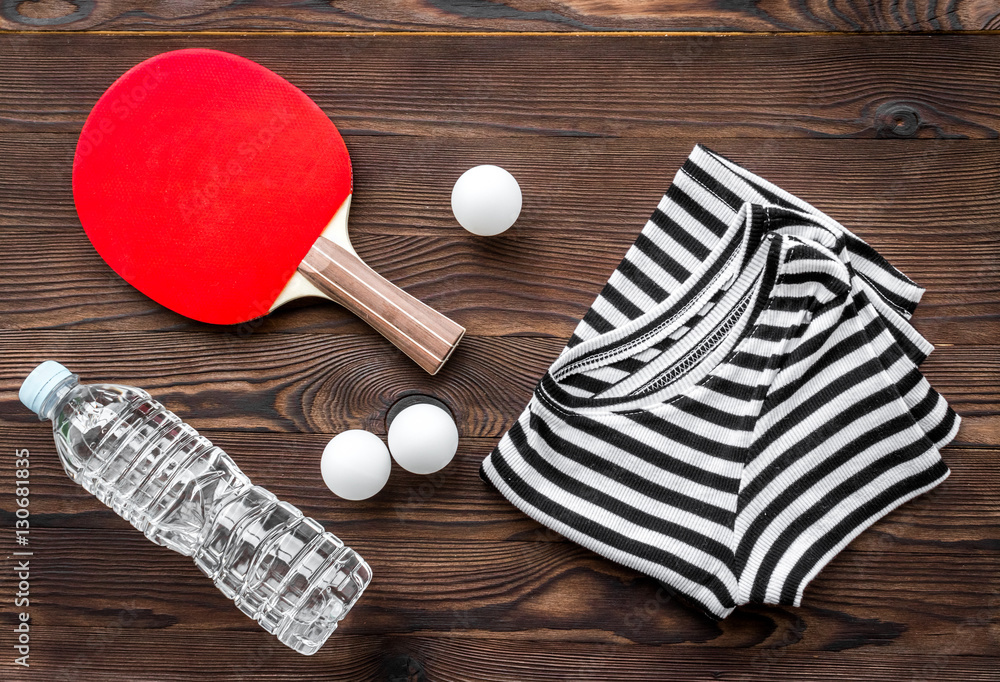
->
[[73, 49, 352, 324]]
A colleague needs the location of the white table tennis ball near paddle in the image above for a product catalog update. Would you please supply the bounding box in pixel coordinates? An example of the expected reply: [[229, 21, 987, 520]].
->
[[321, 430, 391, 501], [73, 49, 464, 375], [386, 396, 459, 475], [451, 165, 522, 236]]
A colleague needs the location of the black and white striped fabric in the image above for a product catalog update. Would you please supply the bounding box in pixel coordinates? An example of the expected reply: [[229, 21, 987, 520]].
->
[[480, 145, 959, 618]]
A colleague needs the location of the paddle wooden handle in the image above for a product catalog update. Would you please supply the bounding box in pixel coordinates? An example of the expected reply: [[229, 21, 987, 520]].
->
[[298, 236, 465, 375]]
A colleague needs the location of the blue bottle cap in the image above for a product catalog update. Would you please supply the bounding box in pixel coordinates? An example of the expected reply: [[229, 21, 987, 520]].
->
[[20, 361, 72, 416]]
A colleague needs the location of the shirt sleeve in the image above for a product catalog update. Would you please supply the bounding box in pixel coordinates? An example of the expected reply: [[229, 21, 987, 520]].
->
[[733, 239, 952, 609]]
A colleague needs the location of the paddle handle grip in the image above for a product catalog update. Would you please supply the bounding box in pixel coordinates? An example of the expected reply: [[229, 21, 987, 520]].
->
[[299, 237, 465, 375]]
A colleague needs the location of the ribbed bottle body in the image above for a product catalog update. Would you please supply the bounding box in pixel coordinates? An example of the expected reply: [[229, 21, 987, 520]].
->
[[49, 381, 370, 655]]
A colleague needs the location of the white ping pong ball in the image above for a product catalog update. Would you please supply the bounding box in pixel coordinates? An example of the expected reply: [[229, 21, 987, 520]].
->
[[321, 430, 391, 501], [451, 165, 522, 236], [387, 403, 459, 475]]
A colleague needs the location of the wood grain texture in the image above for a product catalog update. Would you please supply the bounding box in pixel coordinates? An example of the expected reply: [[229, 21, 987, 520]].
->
[[3, 35, 1000, 139], [0, 430, 996, 651], [0, 425, 996, 644], [3, 427, 996, 536], [9, 630, 999, 682], [0, 333, 996, 440], [2, 0, 1000, 32], [1, 135, 997, 341], [1, 524, 996, 651], [0, 22, 997, 682], [0, 332, 550, 435]]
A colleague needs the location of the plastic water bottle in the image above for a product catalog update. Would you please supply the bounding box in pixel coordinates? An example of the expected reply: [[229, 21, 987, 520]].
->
[[19, 361, 372, 655]]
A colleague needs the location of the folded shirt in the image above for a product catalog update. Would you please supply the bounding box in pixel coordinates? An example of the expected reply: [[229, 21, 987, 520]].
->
[[480, 144, 959, 618]]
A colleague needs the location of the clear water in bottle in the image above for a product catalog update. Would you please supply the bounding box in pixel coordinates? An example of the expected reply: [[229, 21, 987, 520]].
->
[[19, 361, 372, 655]]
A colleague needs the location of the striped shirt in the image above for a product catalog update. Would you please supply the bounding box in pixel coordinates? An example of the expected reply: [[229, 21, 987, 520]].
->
[[481, 145, 959, 618]]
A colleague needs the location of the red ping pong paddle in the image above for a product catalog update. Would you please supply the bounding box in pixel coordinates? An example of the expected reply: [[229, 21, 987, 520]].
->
[[73, 49, 464, 375]]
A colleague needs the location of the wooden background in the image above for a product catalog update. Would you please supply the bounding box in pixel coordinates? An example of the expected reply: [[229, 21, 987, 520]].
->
[[1, 2, 999, 681]]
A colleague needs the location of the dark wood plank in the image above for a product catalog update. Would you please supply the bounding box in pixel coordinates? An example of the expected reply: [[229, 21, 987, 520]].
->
[[0, 333, 551, 435], [6, 136, 999, 235], [1, 24, 997, 682], [3, 35, 1000, 138], [347, 138, 1000, 237], [1, 521, 996, 654], [0, 333, 995, 440], [1, 135, 997, 342], [3, 424, 996, 534], [1, 431, 995, 653], [1, 0, 998, 32], [13, 630, 998, 682], [2, 423, 995, 543]]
